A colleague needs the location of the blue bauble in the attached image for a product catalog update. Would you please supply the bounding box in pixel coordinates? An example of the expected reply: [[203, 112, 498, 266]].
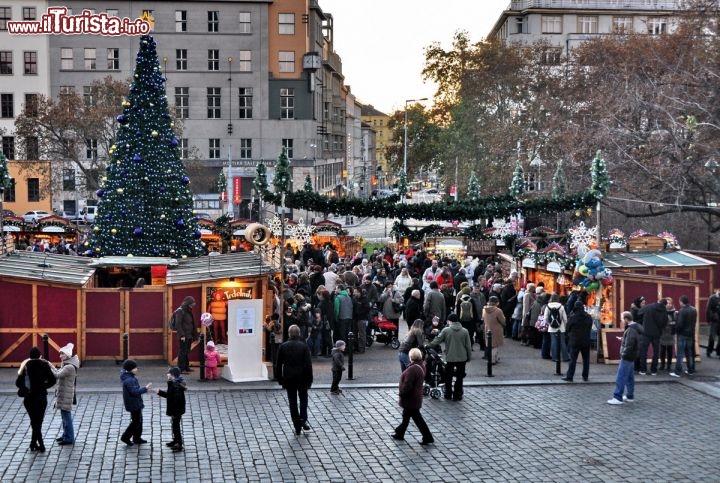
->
[[153, 248, 160, 256], [121, 210, 128, 216], [96, 189, 105, 198], [116, 115, 126, 123], [133, 154, 141, 162], [193, 230, 201, 239], [175, 219, 184, 227], [170, 138, 178, 147], [181, 176, 190, 184], [133, 227, 142, 236], [105, 214, 111, 220]]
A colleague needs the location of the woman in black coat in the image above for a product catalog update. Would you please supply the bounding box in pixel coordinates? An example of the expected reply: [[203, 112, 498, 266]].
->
[[562, 301, 594, 382], [404, 290, 424, 331], [16, 347, 57, 452]]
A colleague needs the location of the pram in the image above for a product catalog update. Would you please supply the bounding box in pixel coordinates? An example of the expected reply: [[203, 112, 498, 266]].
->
[[366, 314, 400, 349], [423, 345, 446, 399]]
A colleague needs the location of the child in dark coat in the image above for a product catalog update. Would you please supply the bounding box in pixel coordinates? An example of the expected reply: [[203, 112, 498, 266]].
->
[[120, 359, 152, 446], [330, 340, 345, 395], [155, 366, 187, 451]]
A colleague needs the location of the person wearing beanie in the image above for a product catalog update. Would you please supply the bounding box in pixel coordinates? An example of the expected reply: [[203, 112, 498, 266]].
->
[[430, 312, 472, 401], [330, 340, 346, 395], [120, 359, 152, 446], [155, 366, 187, 452], [174, 296, 197, 373], [16, 346, 56, 452], [204, 340, 221, 381], [274, 325, 314, 435], [50, 343, 80, 445], [563, 301, 593, 382]]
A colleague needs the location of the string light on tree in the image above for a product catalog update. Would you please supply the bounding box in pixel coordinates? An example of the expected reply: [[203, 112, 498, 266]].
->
[[552, 160, 567, 200], [509, 161, 525, 199], [303, 174, 313, 194], [466, 171, 481, 203], [590, 150, 610, 199], [273, 147, 292, 195]]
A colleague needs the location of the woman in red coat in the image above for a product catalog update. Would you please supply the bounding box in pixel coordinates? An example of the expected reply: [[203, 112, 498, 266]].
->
[[390, 348, 434, 445]]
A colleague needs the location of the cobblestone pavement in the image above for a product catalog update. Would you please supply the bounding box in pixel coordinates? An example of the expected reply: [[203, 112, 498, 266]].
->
[[0, 380, 718, 482]]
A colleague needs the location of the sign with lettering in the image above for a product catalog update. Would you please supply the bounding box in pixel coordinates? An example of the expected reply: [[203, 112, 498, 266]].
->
[[466, 239, 496, 256]]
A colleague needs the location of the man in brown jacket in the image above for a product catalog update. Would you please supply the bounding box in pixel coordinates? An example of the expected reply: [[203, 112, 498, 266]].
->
[[390, 348, 434, 445], [175, 296, 196, 373]]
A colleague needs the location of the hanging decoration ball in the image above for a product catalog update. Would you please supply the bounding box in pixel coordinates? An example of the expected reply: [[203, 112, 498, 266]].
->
[[93, 226, 100, 232], [181, 255, 187, 259], [133, 227, 142, 236], [83, 241, 89, 247], [170, 122, 174, 127], [84, 250, 93, 256], [126, 144, 130, 147], [121, 210, 128, 216], [109, 144, 116, 152], [122, 100, 130, 107], [151, 130, 158, 137], [116, 161, 121, 166], [193, 230, 201, 239], [153, 248, 160, 256], [101, 176, 107, 182], [170, 249, 176, 255], [105, 214, 111, 220], [134, 73, 139, 77], [95, 247, 101, 252], [175, 219, 185, 227], [160, 214, 166, 219], [127, 253, 134, 257], [111, 228, 117, 235], [144, 177, 149, 181], [181, 176, 190, 184], [116, 115, 126, 124], [133, 154, 142, 162], [170, 138, 178, 147], [135, 130, 142, 136], [116, 188, 124, 194], [96, 189, 105, 198], [149, 103, 155, 107]]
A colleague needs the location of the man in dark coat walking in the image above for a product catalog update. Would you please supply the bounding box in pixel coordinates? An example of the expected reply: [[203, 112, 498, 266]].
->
[[275, 324, 314, 435], [175, 296, 196, 373], [404, 290, 423, 331], [391, 348, 434, 445], [638, 298, 668, 375], [562, 301, 593, 382]]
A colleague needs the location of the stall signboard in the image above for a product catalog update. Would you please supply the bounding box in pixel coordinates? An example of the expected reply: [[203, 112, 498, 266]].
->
[[151, 266, 167, 285], [466, 239, 496, 256], [546, 261, 562, 273], [522, 257, 536, 268]]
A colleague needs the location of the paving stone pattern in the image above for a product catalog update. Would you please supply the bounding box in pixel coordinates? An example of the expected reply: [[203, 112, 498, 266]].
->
[[0, 382, 717, 482]]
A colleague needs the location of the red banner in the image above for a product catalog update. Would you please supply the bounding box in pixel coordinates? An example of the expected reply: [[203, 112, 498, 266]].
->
[[233, 177, 241, 204]]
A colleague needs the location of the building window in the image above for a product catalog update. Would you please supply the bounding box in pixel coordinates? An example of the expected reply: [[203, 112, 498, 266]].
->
[[2, 136, 14, 159], [176, 49, 187, 70], [83, 86, 95, 106], [0, 51, 11, 74], [59, 86, 75, 96], [25, 136, 38, 159], [540, 48, 562, 65], [208, 11, 219, 32], [208, 49, 219, 71], [4, 178, 15, 201], [239, 12, 251, 33], [175, 10, 187, 32], [279, 13, 295, 35], [63, 169, 76, 191], [514, 16, 527, 34], [84, 48, 96, 70], [27, 178, 40, 202], [178, 138, 188, 159], [107, 48, 119, 70], [175, 87, 189, 119], [279, 51, 295, 73], [239, 138, 252, 159], [209, 138, 220, 159], [61, 48, 73, 70], [106, 9, 118, 17], [207, 87, 221, 119], [86, 139, 97, 159], [613, 16, 633, 34], [648, 17, 667, 35], [0, 7, 10, 31], [280, 88, 294, 119], [578, 16, 598, 34], [238, 50, 251, 72], [24, 93, 38, 116], [23, 7, 36, 20], [238, 87, 253, 119], [1, 93, 13, 118], [84, 169, 98, 190], [282, 139, 293, 159], [541, 15, 562, 34]]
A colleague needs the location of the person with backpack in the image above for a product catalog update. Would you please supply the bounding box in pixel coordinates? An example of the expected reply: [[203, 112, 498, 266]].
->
[[562, 302, 593, 382], [456, 293, 477, 351], [544, 293, 569, 362]]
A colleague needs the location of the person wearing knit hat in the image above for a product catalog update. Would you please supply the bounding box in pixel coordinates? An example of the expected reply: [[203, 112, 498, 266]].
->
[[50, 342, 80, 445], [204, 340, 221, 381], [120, 359, 152, 446], [330, 340, 346, 395], [17, 346, 56, 452], [154, 366, 187, 452], [174, 296, 197, 373]]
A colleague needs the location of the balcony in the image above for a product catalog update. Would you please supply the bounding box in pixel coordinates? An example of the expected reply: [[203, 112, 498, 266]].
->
[[509, 0, 688, 11]]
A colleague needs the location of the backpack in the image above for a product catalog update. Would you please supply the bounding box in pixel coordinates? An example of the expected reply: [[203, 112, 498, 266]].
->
[[168, 308, 180, 332], [459, 300, 473, 322], [547, 306, 562, 329]]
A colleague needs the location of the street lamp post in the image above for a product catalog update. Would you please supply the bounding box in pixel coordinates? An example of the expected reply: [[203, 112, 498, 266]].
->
[[403, 98, 428, 201]]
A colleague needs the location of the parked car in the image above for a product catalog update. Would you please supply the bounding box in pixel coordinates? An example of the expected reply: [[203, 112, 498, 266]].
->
[[22, 210, 51, 223], [60, 210, 77, 221], [194, 212, 212, 220], [2, 209, 15, 217]]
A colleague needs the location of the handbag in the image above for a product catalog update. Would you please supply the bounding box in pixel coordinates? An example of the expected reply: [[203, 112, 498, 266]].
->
[[535, 314, 548, 333], [16, 370, 30, 398]]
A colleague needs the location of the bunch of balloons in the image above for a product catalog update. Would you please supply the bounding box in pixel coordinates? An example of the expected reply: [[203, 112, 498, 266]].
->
[[573, 249, 613, 292]]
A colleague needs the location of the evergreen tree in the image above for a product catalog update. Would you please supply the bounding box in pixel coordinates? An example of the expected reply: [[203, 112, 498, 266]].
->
[[217, 171, 227, 201], [273, 147, 291, 194], [253, 161, 268, 195], [86, 35, 202, 258], [551, 160, 566, 200], [0, 152, 9, 190], [303, 174, 313, 193], [590, 150, 610, 199], [466, 171, 481, 202], [398, 170, 408, 199], [509, 161, 525, 198]]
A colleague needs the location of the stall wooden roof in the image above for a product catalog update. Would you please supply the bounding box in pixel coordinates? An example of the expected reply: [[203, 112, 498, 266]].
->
[[603, 250, 715, 268], [0, 251, 95, 286], [166, 252, 276, 285]]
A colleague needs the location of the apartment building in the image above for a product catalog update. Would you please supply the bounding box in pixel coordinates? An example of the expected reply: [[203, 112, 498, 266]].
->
[[360, 104, 390, 183], [7, 0, 358, 220]]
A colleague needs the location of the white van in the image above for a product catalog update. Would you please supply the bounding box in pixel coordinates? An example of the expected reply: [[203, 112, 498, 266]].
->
[[82, 206, 98, 223]]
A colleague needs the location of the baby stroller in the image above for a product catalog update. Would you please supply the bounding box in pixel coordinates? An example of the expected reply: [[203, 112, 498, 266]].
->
[[423, 345, 445, 399], [366, 314, 400, 349]]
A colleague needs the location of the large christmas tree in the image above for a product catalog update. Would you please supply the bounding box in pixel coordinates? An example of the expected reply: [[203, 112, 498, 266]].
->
[[85, 35, 202, 258]]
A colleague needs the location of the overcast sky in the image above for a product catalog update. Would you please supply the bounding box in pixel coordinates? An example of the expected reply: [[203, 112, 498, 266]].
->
[[319, 0, 509, 114]]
